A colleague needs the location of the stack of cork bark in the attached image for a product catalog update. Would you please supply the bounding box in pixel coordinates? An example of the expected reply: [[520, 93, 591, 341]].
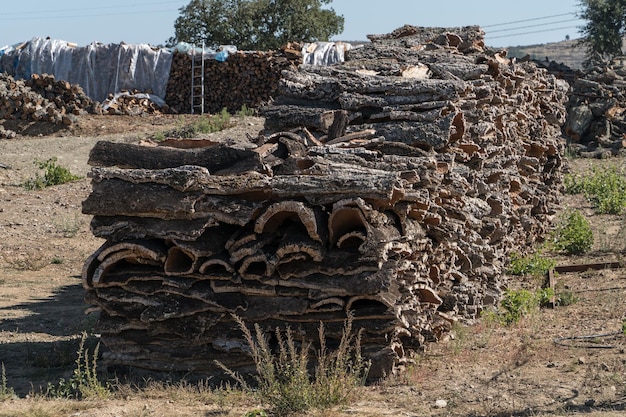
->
[[164, 48, 300, 114], [0, 72, 101, 138], [82, 25, 568, 379], [263, 23, 568, 320], [563, 55, 626, 157]]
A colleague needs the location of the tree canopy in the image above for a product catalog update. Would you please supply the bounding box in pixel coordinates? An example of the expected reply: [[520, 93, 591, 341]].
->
[[578, 0, 626, 60], [168, 0, 345, 51]]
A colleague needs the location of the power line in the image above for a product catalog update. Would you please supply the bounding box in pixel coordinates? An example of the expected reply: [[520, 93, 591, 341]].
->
[[0, 10, 177, 21], [488, 18, 581, 34], [483, 12, 577, 28], [486, 25, 580, 40], [0, 6, 181, 21], [1, 0, 185, 16]]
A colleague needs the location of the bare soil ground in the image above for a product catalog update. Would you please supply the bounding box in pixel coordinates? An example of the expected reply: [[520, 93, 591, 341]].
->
[[1, 115, 626, 416]]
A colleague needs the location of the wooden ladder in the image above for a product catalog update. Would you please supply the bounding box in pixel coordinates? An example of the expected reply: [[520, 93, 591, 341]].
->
[[190, 43, 205, 114]]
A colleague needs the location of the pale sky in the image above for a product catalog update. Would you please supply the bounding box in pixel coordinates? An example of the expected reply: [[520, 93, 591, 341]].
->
[[1, 0, 583, 48]]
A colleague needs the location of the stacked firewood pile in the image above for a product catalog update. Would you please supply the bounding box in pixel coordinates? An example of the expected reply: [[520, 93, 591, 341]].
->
[[81, 25, 567, 379], [0, 72, 101, 138], [102, 91, 170, 116], [563, 56, 626, 157], [164, 49, 299, 114]]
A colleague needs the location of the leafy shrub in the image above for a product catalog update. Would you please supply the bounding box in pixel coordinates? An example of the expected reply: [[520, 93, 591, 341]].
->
[[237, 104, 256, 117], [552, 210, 594, 255], [564, 165, 626, 214], [508, 251, 556, 276], [484, 288, 555, 326], [217, 315, 369, 417], [194, 108, 231, 134], [556, 288, 579, 306], [23, 157, 82, 190]]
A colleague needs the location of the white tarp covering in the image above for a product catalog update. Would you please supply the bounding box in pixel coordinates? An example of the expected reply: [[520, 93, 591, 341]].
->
[[0, 37, 174, 102], [171, 42, 237, 62], [301, 41, 352, 65]]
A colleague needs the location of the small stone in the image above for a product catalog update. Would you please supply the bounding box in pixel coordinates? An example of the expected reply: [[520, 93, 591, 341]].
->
[[434, 399, 448, 408], [578, 357, 586, 365]]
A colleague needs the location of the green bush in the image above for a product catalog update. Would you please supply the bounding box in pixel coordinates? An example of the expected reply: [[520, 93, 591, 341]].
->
[[484, 288, 555, 326], [508, 251, 556, 276], [556, 288, 579, 306], [564, 165, 626, 214], [552, 210, 594, 255], [23, 157, 82, 190], [217, 315, 369, 417], [237, 104, 256, 118], [194, 108, 231, 134]]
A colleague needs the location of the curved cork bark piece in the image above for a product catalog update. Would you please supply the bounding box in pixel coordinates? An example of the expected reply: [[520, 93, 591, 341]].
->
[[254, 200, 326, 243]]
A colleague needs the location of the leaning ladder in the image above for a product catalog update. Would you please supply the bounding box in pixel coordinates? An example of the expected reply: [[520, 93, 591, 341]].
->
[[190, 42, 205, 114]]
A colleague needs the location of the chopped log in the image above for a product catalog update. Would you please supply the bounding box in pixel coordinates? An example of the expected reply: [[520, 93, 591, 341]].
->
[[164, 50, 298, 114]]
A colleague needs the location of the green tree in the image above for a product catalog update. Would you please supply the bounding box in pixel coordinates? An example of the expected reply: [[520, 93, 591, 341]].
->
[[578, 0, 626, 60], [168, 0, 344, 51]]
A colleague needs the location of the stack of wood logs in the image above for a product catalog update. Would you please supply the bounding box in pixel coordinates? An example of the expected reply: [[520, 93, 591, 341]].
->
[[164, 49, 299, 114], [102, 90, 170, 116], [81, 25, 567, 379], [563, 55, 626, 157], [0, 72, 101, 138]]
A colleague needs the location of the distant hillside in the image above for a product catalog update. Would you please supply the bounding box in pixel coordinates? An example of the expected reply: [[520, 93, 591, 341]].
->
[[501, 39, 586, 69]]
